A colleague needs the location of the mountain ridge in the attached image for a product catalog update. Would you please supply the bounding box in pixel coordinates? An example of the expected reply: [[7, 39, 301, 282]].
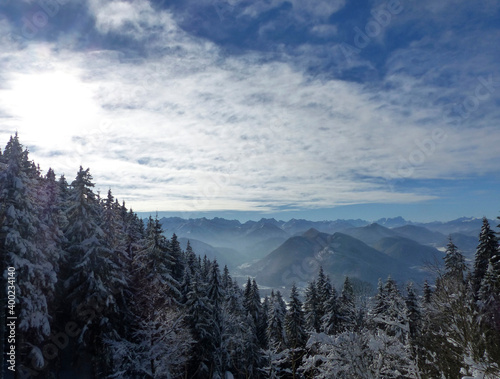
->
[[156, 215, 493, 280]]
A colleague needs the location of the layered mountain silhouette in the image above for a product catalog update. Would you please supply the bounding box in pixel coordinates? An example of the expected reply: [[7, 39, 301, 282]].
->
[[247, 228, 439, 289], [157, 215, 491, 289]]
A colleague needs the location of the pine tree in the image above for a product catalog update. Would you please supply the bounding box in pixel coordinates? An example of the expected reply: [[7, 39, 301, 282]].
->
[[477, 262, 500, 366], [422, 279, 432, 305], [421, 238, 494, 378], [304, 280, 321, 332], [370, 279, 387, 330], [267, 291, 287, 352], [321, 286, 340, 335], [39, 168, 66, 277], [0, 135, 58, 373], [384, 277, 408, 340], [244, 278, 266, 350], [169, 233, 184, 282], [261, 295, 270, 350], [58, 174, 70, 205], [243, 313, 262, 378], [369, 277, 408, 342], [405, 282, 421, 342], [130, 214, 183, 379], [315, 266, 331, 320], [221, 264, 232, 290], [207, 259, 225, 376], [473, 218, 498, 295], [338, 277, 356, 332], [99, 190, 134, 374], [222, 280, 247, 377], [243, 277, 252, 310], [184, 240, 199, 276], [285, 283, 307, 379], [185, 279, 214, 378], [201, 254, 211, 281], [136, 216, 180, 301], [64, 167, 124, 376], [444, 237, 467, 284], [180, 266, 193, 304]]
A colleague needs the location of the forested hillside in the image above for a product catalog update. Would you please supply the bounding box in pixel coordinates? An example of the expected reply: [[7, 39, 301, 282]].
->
[[1, 134, 500, 378]]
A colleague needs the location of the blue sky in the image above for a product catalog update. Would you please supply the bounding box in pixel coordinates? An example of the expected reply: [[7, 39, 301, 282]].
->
[[0, 0, 499, 222]]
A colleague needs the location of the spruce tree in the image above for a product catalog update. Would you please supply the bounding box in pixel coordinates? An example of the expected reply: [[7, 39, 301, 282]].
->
[[207, 259, 225, 376], [477, 262, 500, 366], [422, 237, 492, 377], [321, 286, 339, 335], [184, 240, 199, 276], [304, 280, 321, 332], [369, 277, 408, 341], [422, 279, 432, 305], [473, 218, 498, 295], [383, 277, 408, 340], [267, 291, 287, 352], [221, 264, 232, 290], [244, 278, 266, 349], [133, 216, 180, 308], [285, 284, 307, 379], [243, 313, 262, 378], [185, 279, 214, 378], [0, 135, 58, 373], [100, 190, 133, 373], [405, 282, 421, 342], [261, 295, 270, 350], [444, 237, 467, 283], [338, 277, 356, 332], [222, 280, 247, 377], [64, 167, 123, 376], [315, 266, 331, 319], [169, 233, 184, 282], [370, 279, 387, 330]]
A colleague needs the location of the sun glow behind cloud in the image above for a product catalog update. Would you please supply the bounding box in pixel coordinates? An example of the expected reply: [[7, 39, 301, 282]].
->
[[5, 71, 98, 135], [0, 44, 103, 164]]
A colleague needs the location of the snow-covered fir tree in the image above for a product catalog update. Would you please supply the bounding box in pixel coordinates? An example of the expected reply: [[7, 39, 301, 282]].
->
[[315, 266, 331, 320], [267, 290, 287, 352], [169, 233, 185, 283], [405, 282, 421, 343], [473, 218, 498, 296], [337, 276, 357, 332], [0, 135, 59, 373], [63, 167, 128, 376], [222, 279, 248, 378], [186, 278, 215, 378], [285, 283, 307, 379], [321, 285, 340, 335], [370, 276, 408, 341], [207, 259, 226, 377], [304, 280, 321, 333]]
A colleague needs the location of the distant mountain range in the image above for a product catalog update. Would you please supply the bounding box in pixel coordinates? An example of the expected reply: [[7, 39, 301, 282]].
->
[[159, 216, 497, 291]]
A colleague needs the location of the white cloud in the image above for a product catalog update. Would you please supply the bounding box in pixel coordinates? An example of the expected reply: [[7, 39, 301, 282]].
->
[[89, 0, 171, 37], [291, 0, 346, 20], [0, 3, 499, 213], [310, 24, 338, 38], [238, 0, 345, 22]]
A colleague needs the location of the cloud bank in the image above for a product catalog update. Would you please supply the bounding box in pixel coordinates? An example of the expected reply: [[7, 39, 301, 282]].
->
[[0, 0, 499, 214]]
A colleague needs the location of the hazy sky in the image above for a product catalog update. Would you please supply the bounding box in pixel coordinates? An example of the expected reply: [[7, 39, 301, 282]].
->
[[1, 0, 499, 222]]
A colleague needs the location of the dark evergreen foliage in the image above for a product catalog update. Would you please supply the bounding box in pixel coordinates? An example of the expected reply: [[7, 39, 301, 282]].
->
[[473, 218, 498, 295], [338, 276, 357, 332], [321, 285, 340, 335], [303, 280, 321, 333], [2, 134, 500, 378]]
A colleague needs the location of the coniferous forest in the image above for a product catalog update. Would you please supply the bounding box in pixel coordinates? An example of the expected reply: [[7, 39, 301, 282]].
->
[[1, 134, 500, 378]]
